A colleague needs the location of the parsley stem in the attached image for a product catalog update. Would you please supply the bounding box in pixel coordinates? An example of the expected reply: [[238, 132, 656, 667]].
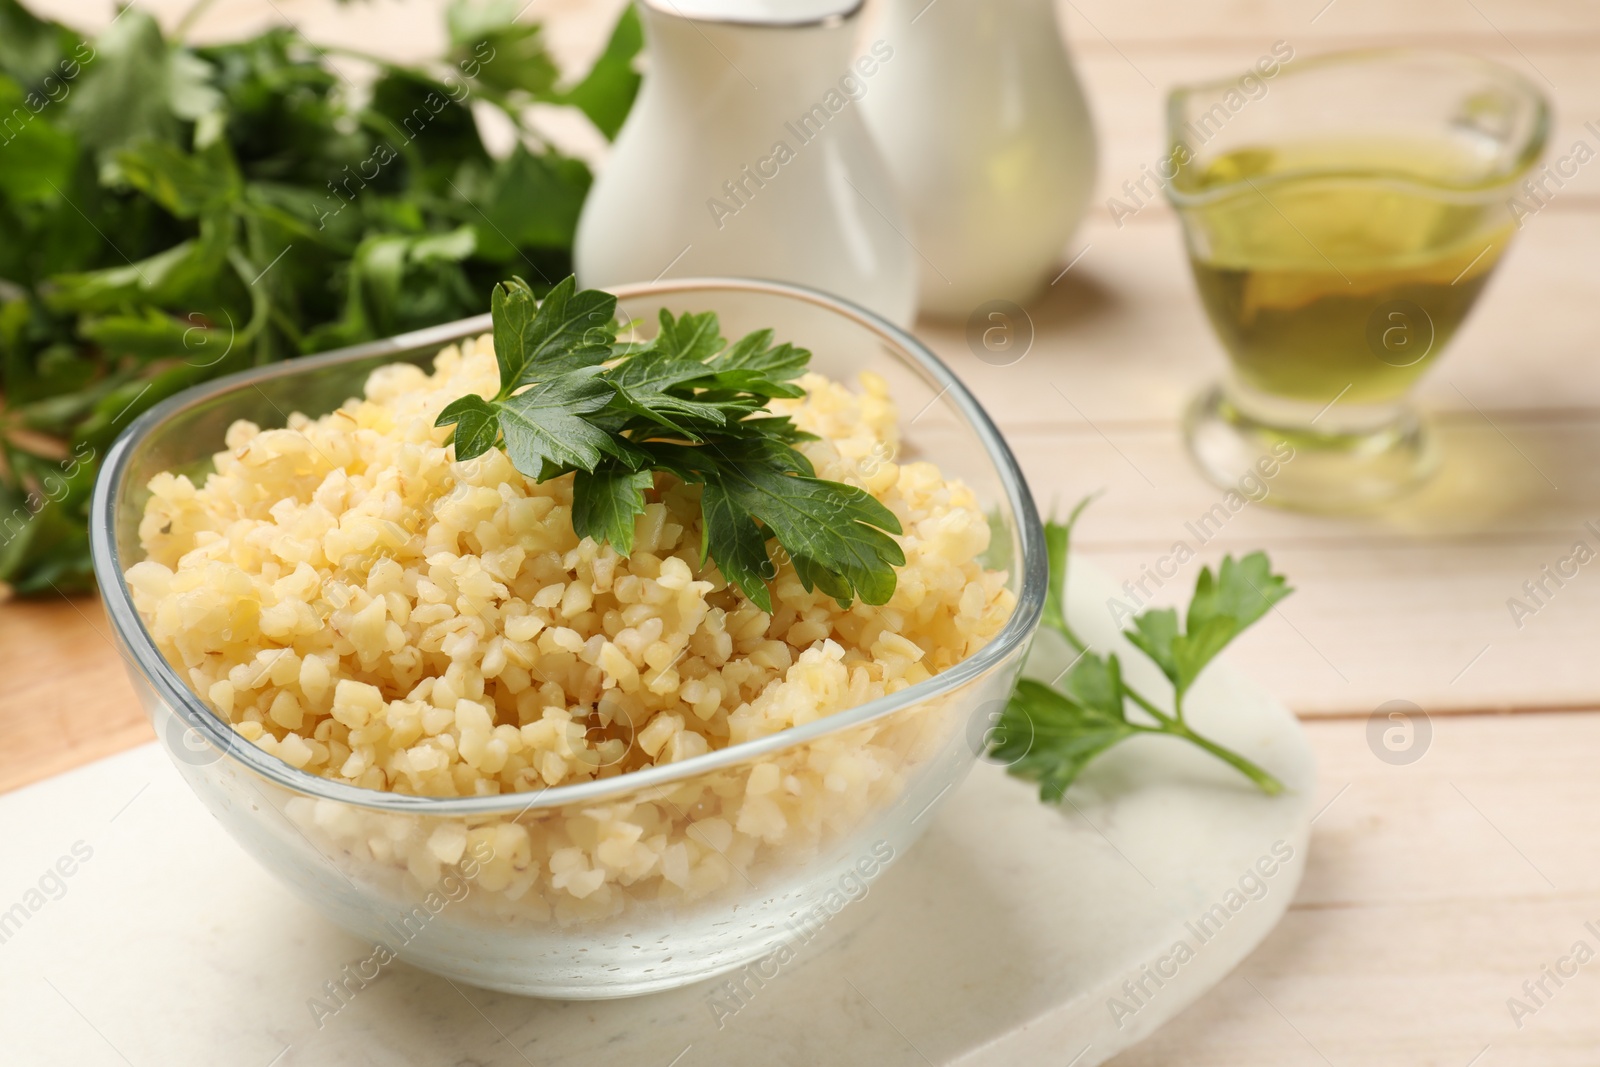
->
[[1055, 622, 1086, 653], [1166, 722, 1285, 795], [1125, 719, 1281, 793], [1125, 685, 1177, 727], [1015, 505, 1290, 800], [1050, 616, 1178, 728], [1045, 580, 1279, 788]]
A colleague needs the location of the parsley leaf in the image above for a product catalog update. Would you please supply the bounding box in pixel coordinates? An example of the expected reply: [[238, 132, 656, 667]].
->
[[1040, 492, 1095, 638], [445, 0, 560, 97], [1187, 554, 1291, 654], [493, 275, 616, 390], [1060, 650, 1126, 719], [436, 275, 905, 609], [545, 3, 641, 139], [497, 368, 616, 471], [603, 352, 729, 436], [994, 498, 1288, 800], [700, 330, 808, 399], [0, 2, 645, 597], [714, 328, 806, 376], [646, 438, 905, 609], [653, 309, 724, 363], [697, 476, 778, 611], [490, 277, 541, 391], [992, 678, 1140, 803], [1123, 609, 1179, 681], [1127, 553, 1292, 702], [435, 394, 500, 462], [571, 463, 653, 556]]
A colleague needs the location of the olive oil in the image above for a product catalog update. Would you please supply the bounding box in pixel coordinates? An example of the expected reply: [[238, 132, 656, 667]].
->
[[1178, 139, 1513, 406]]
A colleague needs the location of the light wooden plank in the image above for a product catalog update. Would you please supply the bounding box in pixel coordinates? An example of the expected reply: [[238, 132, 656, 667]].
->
[[1109, 711, 1600, 1066], [1079, 536, 1600, 716], [1068, 42, 1600, 220], [48, 0, 1576, 50], [956, 416, 1600, 714], [915, 211, 1600, 424], [993, 415, 1597, 542], [1063, 0, 1598, 45], [0, 597, 150, 793]]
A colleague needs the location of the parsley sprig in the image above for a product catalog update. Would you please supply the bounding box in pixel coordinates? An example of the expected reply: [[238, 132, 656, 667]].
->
[[436, 276, 906, 611], [992, 498, 1289, 799], [0, 0, 644, 596]]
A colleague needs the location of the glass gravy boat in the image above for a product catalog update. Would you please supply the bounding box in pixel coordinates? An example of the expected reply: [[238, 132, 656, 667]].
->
[[1165, 49, 1549, 511]]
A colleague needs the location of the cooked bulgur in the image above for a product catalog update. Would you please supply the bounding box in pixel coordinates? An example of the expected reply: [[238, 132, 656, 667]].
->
[[125, 334, 1014, 915]]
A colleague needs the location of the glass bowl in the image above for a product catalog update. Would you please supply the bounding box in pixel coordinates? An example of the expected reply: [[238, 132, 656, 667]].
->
[[88, 278, 1046, 998]]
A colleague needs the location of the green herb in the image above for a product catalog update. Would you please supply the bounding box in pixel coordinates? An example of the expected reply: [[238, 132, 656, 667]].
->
[[0, 0, 644, 597], [436, 276, 906, 612], [992, 498, 1289, 799]]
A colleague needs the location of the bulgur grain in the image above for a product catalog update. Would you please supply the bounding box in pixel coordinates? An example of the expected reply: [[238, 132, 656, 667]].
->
[[127, 334, 1015, 918]]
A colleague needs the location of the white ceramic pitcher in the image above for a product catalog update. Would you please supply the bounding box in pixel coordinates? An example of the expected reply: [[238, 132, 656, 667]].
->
[[574, 0, 918, 327], [862, 0, 1098, 318]]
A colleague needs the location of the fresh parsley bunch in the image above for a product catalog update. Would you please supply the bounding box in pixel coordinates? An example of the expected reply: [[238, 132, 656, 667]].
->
[[437, 276, 906, 612], [992, 498, 1289, 799], [0, 0, 643, 596]]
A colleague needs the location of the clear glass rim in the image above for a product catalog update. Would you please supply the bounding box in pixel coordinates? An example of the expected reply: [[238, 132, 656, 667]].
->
[[1164, 47, 1552, 208], [89, 276, 1047, 816]]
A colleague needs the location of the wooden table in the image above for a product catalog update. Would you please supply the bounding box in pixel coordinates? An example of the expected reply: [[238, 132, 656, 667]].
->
[[7, 0, 1600, 1062]]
